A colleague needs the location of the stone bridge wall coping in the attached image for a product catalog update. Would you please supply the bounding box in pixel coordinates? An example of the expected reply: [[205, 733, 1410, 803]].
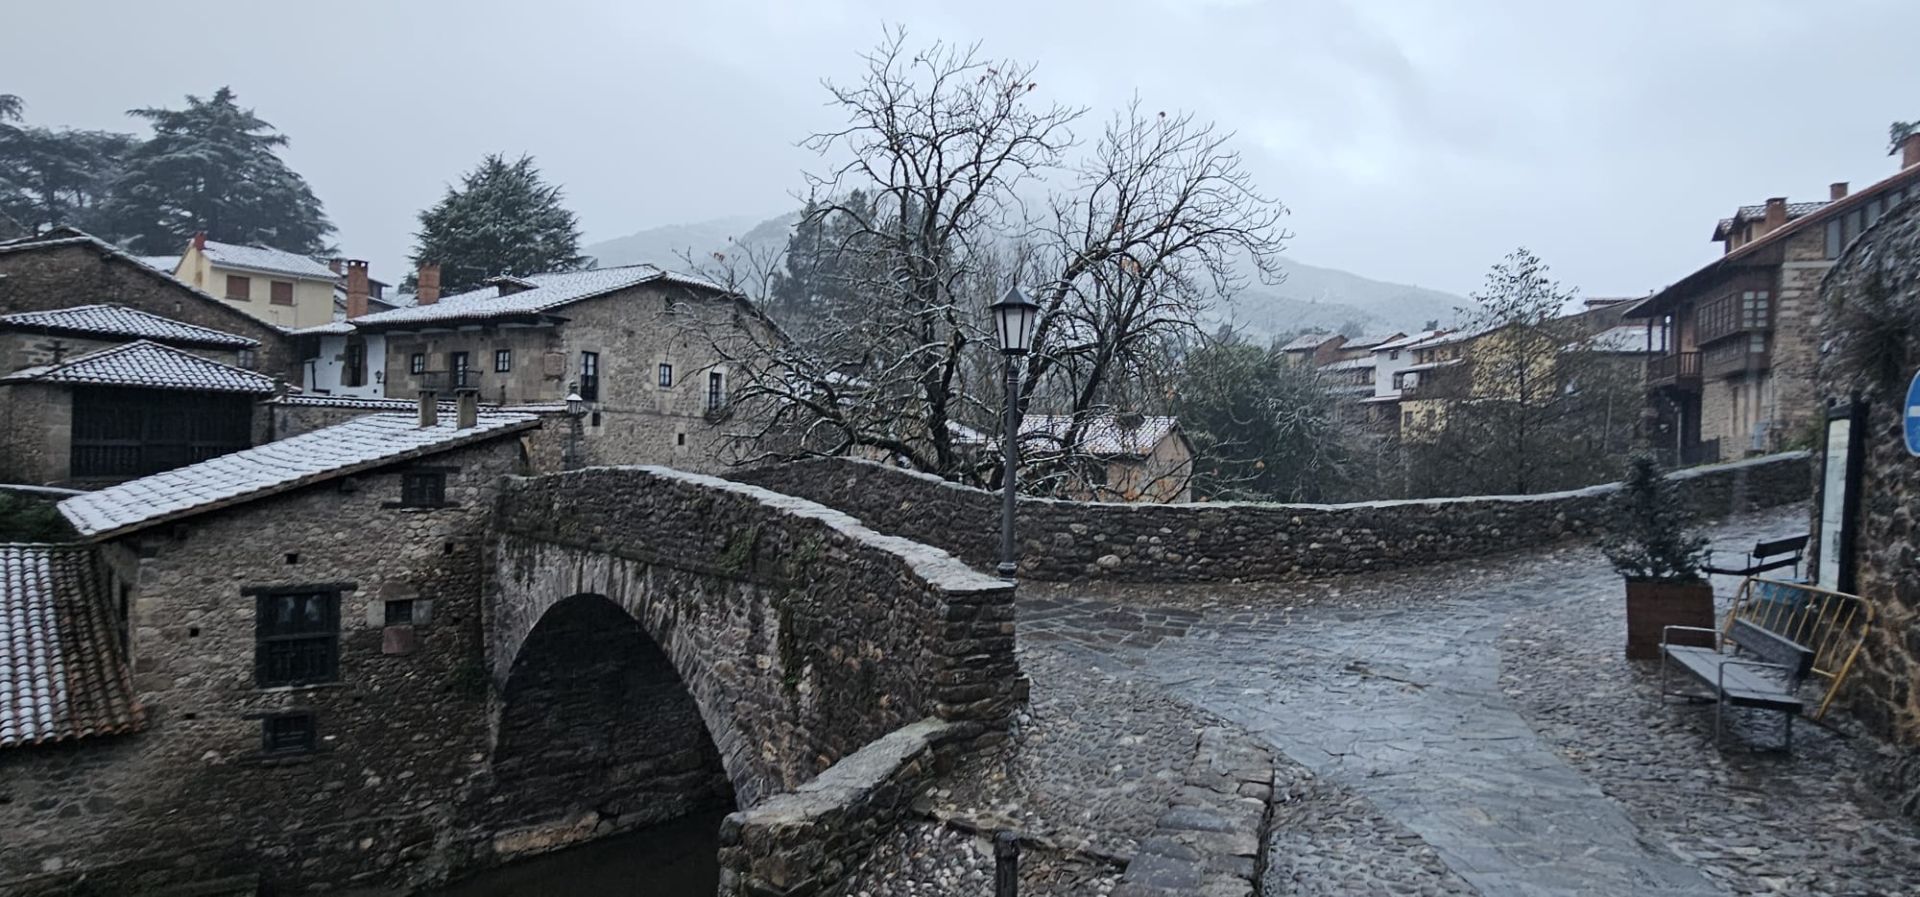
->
[[732, 452, 1813, 583], [718, 717, 964, 897]]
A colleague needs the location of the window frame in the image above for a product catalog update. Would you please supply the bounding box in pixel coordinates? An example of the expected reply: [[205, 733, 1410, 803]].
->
[[261, 713, 317, 755], [658, 362, 674, 388], [448, 351, 471, 389], [269, 280, 295, 306], [384, 599, 416, 626], [409, 353, 426, 375], [494, 348, 512, 373], [225, 275, 251, 301], [706, 370, 726, 412], [253, 590, 341, 688], [579, 351, 600, 401], [394, 469, 450, 509]]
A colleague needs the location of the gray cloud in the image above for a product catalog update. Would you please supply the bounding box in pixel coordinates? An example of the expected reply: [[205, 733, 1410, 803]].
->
[[10, 0, 1920, 296]]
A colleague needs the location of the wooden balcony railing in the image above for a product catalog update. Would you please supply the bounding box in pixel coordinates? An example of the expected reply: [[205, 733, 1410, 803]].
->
[[1645, 352, 1701, 388]]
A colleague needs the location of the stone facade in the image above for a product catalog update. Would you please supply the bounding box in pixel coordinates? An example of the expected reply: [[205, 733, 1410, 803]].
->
[[0, 382, 68, 484], [1812, 196, 1920, 754], [0, 240, 298, 380], [0, 330, 251, 373], [368, 283, 770, 474], [733, 453, 1813, 583], [0, 436, 525, 895]]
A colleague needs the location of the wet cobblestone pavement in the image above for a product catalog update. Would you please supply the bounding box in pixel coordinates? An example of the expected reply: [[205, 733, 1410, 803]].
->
[[851, 505, 1920, 896]]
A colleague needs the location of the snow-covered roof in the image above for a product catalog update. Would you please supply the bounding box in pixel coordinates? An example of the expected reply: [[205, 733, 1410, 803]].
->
[[1320, 356, 1377, 371], [1402, 327, 1492, 352], [1278, 332, 1341, 352], [1374, 329, 1446, 352], [1712, 201, 1828, 240], [0, 304, 259, 348], [291, 321, 356, 336], [59, 411, 540, 539], [2, 340, 276, 393], [198, 239, 338, 281], [0, 229, 291, 336], [1340, 331, 1404, 350], [134, 255, 179, 273], [0, 543, 144, 748], [347, 265, 727, 328], [1020, 413, 1182, 457]]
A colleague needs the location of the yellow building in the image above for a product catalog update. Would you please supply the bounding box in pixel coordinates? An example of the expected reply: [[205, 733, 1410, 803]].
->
[[168, 233, 341, 329]]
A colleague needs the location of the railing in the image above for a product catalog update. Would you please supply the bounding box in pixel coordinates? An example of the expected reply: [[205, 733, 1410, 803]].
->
[[1645, 352, 1701, 387], [1702, 344, 1770, 379], [416, 369, 482, 391]]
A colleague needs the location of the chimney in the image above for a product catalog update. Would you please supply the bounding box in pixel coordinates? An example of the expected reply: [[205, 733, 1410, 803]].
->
[[417, 262, 441, 306], [345, 259, 370, 319], [1830, 182, 1850, 201], [328, 258, 344, 275], [418, 390, 439, 427], [456, 389, 478, 429], [1904, 132, 1920, 170], [191, 231, 206, 252], [1762, 197, 1787, 234]]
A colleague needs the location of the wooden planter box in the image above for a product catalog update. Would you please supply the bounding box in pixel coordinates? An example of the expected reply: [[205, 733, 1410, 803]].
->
[[1624, 579, 1715, 659]]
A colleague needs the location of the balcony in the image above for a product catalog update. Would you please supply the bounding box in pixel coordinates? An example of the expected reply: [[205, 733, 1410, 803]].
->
[[1645, 352, 1701, 389], [416, 369, 483, 392], [1701, 343, 1770, 379]]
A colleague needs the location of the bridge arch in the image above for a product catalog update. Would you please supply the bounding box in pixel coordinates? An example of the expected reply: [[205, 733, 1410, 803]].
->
[[487, 466, 1021, 812]]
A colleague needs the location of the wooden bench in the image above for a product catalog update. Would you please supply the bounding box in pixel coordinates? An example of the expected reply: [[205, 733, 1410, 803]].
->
[[1659, 577, 1873, 751], [1701, 533, 1808, 578]]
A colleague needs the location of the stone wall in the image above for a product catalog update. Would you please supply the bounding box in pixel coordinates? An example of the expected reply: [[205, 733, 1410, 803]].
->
[[0, 382, 68, 484], [490, 466, 1023, 809], [1813, 196, 1920, 756], [0, 241, 298, 380], [732, 452, 1813, 583], [0, 435, 526, 896], [717, 718, 965, 897]]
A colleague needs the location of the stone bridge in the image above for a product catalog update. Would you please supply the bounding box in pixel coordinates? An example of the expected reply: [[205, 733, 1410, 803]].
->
[[483, 466, 1020, 893]]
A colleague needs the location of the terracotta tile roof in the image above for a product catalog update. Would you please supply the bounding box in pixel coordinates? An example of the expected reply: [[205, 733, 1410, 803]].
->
[[198, 239, 338, 281], [1711, 201, 1828, 240], [1, 340, 277, 393], [59, 412, 541, 540], [1278, 332, 1341, 352], [1373, 329, 1447, 352], [0, 304, 259, 348], [0, 544, 144, 748]]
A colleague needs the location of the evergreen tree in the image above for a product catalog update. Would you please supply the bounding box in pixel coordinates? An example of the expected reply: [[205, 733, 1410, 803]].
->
[[766, 192, 872, 338], [407, 154, 590, 294], [1174, 333, 1357, 501], [100, 87, 332, 254], [0, 94, 137, 235], [1599, 454, 1708, 583]]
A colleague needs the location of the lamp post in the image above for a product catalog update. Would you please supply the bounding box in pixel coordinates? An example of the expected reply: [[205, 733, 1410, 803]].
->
[[989, 285, 1040, 578], [563, 390, 585, 470]]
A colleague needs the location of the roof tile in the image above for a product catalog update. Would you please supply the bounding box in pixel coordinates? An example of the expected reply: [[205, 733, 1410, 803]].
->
[[0, 304, 258, 348], [2, 340, 275, 393], [0, 544, 144, 748]]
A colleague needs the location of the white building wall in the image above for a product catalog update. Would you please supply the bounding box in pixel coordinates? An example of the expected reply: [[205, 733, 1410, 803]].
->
[[304, 333, 387, 398], [1373, 345, 1417, 397]]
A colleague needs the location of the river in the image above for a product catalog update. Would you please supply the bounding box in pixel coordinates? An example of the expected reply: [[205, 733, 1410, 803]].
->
[[422, 810, 727, 897]]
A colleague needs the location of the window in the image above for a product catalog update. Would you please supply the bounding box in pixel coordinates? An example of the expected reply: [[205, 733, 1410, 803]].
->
[[1868, 198, 1884, 228], [658, 363, 674, 387], [1739, 291, 1770, 330], [579, 351, 600, 401], [261, 714, 316, 754], [270, 280, 295, 306], [448, 351, 470, 386], [399, 470, 447, 507], [1389, 350, 1400, 360], [409, 353, 426, 375], [225, 275, 251, 301], [342, 337, 366, 388], [1826, 219, 1844, 259], [384, 600, 415, 626], [494, 349, 512, 372], [1402, 410, 1414, 428], [237, 348, 258, 370], [255, 591, 339, 687], [706, 370, 726, 411]]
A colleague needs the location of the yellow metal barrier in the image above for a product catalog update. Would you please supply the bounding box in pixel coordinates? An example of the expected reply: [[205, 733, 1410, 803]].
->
[[1723, 577, 1874, 721]]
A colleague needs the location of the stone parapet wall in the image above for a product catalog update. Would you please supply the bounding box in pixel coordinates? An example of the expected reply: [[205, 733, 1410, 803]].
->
[[493, 467, 1022, 804], [718, 718, 964, 897], [733, 453, 1812, 583]]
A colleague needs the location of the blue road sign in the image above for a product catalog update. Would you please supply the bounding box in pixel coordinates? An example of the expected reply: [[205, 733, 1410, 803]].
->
[[1907, 370, 1920, 456]]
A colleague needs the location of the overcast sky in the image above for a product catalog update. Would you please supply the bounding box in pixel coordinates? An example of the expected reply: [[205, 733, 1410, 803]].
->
[[10, 0, 1920, 296]]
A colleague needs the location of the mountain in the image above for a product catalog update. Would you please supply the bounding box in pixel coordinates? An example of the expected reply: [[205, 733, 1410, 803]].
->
[[586, 215, 1464, 336]]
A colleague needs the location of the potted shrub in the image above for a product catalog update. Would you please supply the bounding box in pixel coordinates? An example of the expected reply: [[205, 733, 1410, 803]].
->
[[1600, 454, 1714, 659]]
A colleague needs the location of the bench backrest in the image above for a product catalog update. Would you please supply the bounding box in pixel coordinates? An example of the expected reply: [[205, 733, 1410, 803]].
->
[[1752, 534, 1809, 560], [1726, 577, 1875, 720], [1727, 618, 1815, 685]]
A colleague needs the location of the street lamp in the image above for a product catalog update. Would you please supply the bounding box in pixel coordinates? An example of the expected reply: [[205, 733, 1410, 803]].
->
[[989, 285, 1040, 578], [563, 390, 586, 470]]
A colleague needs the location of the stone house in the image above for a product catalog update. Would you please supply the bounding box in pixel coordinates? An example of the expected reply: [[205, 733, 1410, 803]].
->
[[1278, 331, 1347, 367], [0, 340, 278, 486], [0, 228, 298, 379], [0, 404, 540, 895], [311, 263, 773, 473], [1626, 133, 1920, 464], [1018, 413, 1195, 502]]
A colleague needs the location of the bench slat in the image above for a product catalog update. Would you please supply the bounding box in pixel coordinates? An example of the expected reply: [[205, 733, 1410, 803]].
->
[[1663, 646, 1805, 711]]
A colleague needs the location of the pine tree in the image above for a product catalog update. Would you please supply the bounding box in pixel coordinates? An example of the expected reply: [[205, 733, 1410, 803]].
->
[[1599, 454, 1708, 583], [406, 154, 590, 294], [0, 94, 137, 235], [99, 87, 333, 254]]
